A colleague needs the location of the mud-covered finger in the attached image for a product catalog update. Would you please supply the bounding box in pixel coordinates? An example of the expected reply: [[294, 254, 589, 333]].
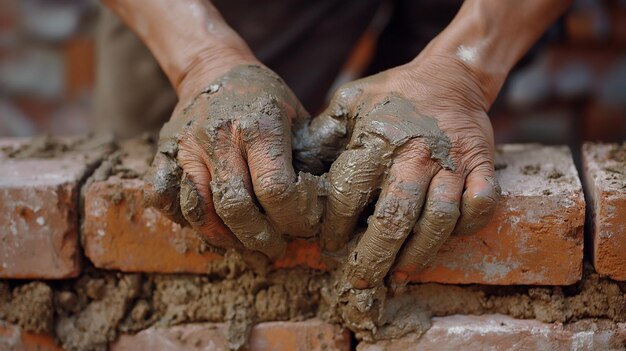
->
[[292, 87, 361, 174], [245, 113, 324, 239], [202, 132, 287, 259], [143, 139, 187, 226], [345, 156, 435, 289], [453, 162, 500, 236], [176, 137, 242, 249], [393, 169, 463, 282], [320, 140, 388, 252]]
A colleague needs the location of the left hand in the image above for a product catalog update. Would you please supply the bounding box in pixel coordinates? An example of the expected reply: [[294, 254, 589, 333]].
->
[[314, 56, 500, 289]]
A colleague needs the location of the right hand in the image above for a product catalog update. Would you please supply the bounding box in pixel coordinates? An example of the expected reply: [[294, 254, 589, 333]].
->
[[143, 58, 325, 260]]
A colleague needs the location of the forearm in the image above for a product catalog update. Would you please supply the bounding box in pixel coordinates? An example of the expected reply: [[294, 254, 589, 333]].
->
[[414, 0, 572, 107], [102, 0, 257, 95]]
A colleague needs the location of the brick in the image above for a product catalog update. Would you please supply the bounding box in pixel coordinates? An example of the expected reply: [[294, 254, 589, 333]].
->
[[0, 137, 106, 279], [84, 144, 584, 284], [582, 143, 626, 281], [83, 178, 223, 274], [357, 315, 626, 351], [409, 144, 585, 285], [0, 321, 62, 351], [112, 319, 350, 351], [82, 141, 326, 273]]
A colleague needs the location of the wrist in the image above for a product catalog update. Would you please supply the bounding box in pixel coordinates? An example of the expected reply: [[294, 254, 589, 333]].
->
[[175, 45, 259, 97], [103, 0, 259, 96], [411, 0, 571, 107], [412, 14, 515, 107]]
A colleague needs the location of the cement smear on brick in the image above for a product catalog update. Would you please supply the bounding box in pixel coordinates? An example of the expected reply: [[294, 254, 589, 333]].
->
[[2, 255, 626, 351], [1, 134, 115, 159]]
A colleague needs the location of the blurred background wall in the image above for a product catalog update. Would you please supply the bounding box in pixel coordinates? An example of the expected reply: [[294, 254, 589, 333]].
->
[[0, 0, 624, 146]]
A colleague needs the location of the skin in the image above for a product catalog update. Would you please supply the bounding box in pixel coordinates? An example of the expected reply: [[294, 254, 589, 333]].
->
[[305, 0, 572, 288], [103, 0, 572, 285], [103, 0, 325, 259]]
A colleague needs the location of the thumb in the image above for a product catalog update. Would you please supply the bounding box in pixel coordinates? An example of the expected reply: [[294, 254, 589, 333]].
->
[[292, 88, 358, 174], [143, 139, 187, 226]]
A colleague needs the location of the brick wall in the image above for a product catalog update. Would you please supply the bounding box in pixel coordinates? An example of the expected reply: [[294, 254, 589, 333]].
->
[[1, 137, 625, 350]]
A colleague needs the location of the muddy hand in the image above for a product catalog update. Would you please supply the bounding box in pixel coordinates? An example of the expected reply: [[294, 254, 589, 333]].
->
[[315, 57, 501, 289], [144, 64, 324, 259]]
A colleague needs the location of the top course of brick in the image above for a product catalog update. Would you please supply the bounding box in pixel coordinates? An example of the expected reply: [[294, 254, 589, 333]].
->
[[83, 142, 585, 285], [0, 136, 113, 279]]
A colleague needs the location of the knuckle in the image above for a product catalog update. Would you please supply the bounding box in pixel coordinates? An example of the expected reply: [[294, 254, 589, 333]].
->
[[374, 199, 415, 239], [456, 144, 493, 175], [210, 178, 252, 221], [329, 180, 368, 215], [397, 140, 435, 164], [334, 84, 361, 106], [254, 170, 292, 203], [427, 201, 461, 223], [420, 200, 460, 236]]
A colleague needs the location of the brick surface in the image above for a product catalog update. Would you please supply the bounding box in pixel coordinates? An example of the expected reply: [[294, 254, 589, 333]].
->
[[0, 321, 63, 351], [112, 319, 350, 351], [409, 145, 585, 285], [582, 143, 626, 281], [0, 137, 106, 279], [82, 142, 326, 273], [83, 144, 584, 284], [357, 315, 626, 351]]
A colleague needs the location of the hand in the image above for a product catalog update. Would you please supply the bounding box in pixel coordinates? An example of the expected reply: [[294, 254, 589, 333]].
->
[[316, 57, 500, 288], [143, 62, 324, 259]]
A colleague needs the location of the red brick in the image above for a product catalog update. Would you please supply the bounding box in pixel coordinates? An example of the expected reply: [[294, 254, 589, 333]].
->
[[357, 315, 626, 351], [409, 144, 585, 285], [83, 178, 223, 274], [582, 143, 626, 281], [82, 146, 325, 273], [84, 144, 584, 284], [0, 138, 105, 279], [112, 319, 350, 351], [0, 322, 62, 351]]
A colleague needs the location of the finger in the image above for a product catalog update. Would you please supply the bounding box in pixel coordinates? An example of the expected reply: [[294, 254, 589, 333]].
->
[[202, 121, 288, 259], [142, 109, 196, 226], [245, 111, 324, 239], [392, 169, 463, 282], [292, 86, 361, 174], [345, 150, 436, 289], [143, 139, 187, 226], [319, 138, 389, 253], [176, 134, 242, 249], [453, 162, 500, 236]]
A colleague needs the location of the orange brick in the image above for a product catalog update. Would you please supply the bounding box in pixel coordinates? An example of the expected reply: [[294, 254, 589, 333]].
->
[[582, 143, 626, 281], [408, 145, 585, 285], [83, 178, 223, 273], [82, 145, 326, 273], [0, 322, 63, 351], [0, 138, 106, 279], [357, 315, 626, 351], [83, 144, 584, 284], [112, 319, 350, 351]]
